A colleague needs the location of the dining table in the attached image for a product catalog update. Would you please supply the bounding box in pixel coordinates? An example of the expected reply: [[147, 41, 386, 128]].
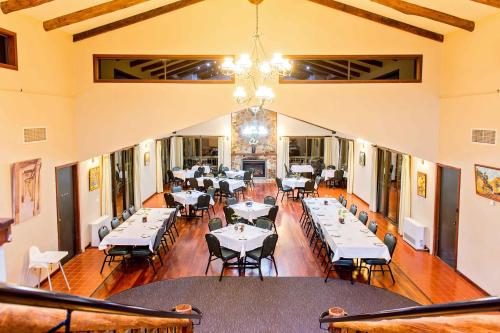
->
[[230, 201, 273, 221], [196, 177, 245, 193], [98, 208, 175, 251], [173, 169, 195, 181], [321, 169, 349, 180], [212, 224, 272, 258], [304, 198, 390, 262], [291, 164, 314, 174], [225, 170, 246, 179]]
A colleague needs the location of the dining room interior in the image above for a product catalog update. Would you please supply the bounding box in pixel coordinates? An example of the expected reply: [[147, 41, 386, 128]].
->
[[0, 0, 499, 332]]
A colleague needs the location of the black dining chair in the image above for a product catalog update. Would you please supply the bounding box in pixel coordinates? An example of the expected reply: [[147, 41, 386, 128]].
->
[[203, 178, 214, 192], [204, 234, 240, 281], [244, 233, 279, 281], [110, 217, 120, 230], [130, 225, 166, 274], [198, 166, 205, 175], [254, 217, 273, 230], [341, 198, 348, 207], [275, 177, 293, 202], [194, 170, 202, 179], [190, 194, 212, 220], [164, 192, 185, 214], [361, 233, 398, 285], [298, 180, 315, 198], [338, 194, 344, 202], [187, 177, 199, 191], [167, 169, 183, 187], [243, 170, 253, 188], [223, 206, 236, 225], [128, 205, 136, 215], [359, 211, 368, 225], [122, 210, 131, 221], [219, 180, 233, 203], [263, 196, 276, 206], [206, 186, 217, 214], [324, 256, 355, 284], [332, 169, 344, 188], [349, 204, 358, 215], [226, 197, 238, 206], [266, 205, 279, 231], [208, 217, 223, 231], [98, 226, 129, 274], [327, 165, 336, 170], [368, 221, 378, 234]]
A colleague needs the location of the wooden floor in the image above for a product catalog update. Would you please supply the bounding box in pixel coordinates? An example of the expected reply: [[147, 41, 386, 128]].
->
[[42, 183, 487, 305]]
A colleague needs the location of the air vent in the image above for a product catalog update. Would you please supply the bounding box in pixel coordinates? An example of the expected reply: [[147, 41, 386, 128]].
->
[[471, 129, 496, 145], [23, 127, 47, 143]]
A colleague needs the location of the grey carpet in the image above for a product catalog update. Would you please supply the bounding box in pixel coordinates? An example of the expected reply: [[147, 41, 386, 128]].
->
[[109, 276, 418, 333]]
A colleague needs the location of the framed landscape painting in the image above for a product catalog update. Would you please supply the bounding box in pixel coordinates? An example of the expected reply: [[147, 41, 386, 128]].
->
[[474, 164, 500, 202], [89, 166, 100, 192], [12, 158, 42, 224], [417, 172, 427, 198]]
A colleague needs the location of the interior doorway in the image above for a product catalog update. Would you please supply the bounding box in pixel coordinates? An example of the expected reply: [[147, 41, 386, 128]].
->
[[434, 164, 461, 269], [376, 148, 403, 225], [55, 163, 80, 263]]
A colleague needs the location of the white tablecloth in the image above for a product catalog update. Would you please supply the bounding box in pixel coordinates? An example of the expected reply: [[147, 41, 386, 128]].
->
[[191, 165, 211, 173], [283, 177, 309, 189], [291, 165, 314, 173], [173, 170, 195, 180], [196, 177, 245, 193], [321, 169, 348, 180], [304, 198, 390, 262], [98, 208, 175, 251], [230, 202, 272, 221], [212, 224, 272, 258], [225, 170, 246, 179], [172, 190, 215, 206]]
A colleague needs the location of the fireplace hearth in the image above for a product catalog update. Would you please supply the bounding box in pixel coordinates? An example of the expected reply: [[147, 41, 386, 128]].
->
[[242, 159, 266, 178]]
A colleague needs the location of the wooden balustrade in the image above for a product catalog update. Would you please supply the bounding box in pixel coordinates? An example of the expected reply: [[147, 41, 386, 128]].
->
[[0, 303, 194, 333]]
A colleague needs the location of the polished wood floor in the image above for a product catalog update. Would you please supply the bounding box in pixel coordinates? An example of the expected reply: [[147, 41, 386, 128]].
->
[[42, 183, 487, 305]]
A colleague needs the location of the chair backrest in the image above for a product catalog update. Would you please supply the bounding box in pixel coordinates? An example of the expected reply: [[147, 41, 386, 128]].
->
[[260, 233, 279, 258], [187, 178, 198, 190], [152, 225, 166, 251], [164, 193, 176, 208], [226, 197, 237, 206], [341, 198, 348, 207], [208, 218, 223, 231], [349, 204, 358, 215], [205, 234, 223, 258], [122, 210, 131, 221], [314, 175, 321, 188], [194, 170, 202, 178], [368, 221, 378, 234], [267, 205, 279, 222], [219, 180, 230, 194], [358, 211, 368, 224], [243, 171, 252, 181], [334, 169, 344, 179], [167, 169, 175, 180], [110, 217, 120, 229], [98, 225, 110, 241], [203, 178, 214, 190], [128, 205, 136, 215], [263, 196, 276, 206], [222, 166, 229, 172], [255, 217, 273, 230], [172, 186, 182, 193], [327, 165, 336, 170], [338, 194, 344, 202], [223, 206, 235, 224], [172, 166, 181, 171], [197, 194, 211, 208], [207, 186, 216, 200], [275, 177, 283, 190], [304, 180, 315, 191], [384, 233, 398, 258], [198, 166, 205, 174]]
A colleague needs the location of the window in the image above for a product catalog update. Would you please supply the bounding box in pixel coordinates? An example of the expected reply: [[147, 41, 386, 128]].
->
[[280, 55, 422, 83], [289, 137, 325, 165], [0, 27, 17, 70], [338, 139, 350, 171], [94, 55, 234, 83], [182, 136, 219, 169], [160, 138, 171, 185], [111, 148, 135, 218]]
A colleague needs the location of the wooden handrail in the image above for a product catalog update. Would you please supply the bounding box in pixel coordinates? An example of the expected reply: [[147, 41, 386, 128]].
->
[[319, 296, 500, 328]]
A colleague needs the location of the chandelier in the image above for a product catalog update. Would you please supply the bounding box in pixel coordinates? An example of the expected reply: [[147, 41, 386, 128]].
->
[[221, 0, 292, 112]]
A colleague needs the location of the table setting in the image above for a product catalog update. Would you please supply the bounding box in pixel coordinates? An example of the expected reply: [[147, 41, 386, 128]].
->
[[230, 200, 273, 221], [212, 223, 271, 258]]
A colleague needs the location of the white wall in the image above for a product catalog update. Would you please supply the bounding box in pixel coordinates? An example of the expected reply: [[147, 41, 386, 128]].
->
[[138, 140, 157, 201], [353, 142, 374, 204], [77, 158, 102, 249]]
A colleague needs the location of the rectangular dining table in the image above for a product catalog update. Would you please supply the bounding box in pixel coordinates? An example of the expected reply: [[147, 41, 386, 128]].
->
[[304, 198, 390, 262], [212, 224, 272, 258], [291, 164, 314, 173], [173, 169, 195, 181], [98, 208, 175, 251], [230, 201, 273, 221]]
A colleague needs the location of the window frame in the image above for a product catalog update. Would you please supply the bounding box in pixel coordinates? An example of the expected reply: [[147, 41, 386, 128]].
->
[[279, 54, 422, 84], [0, 27, 18, 71], [93, 54, 235, 84], [182, 136, 219, 169], [288, 136, 325, 164]]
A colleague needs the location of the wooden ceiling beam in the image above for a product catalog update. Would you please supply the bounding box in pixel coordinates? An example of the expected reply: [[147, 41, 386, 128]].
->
[[1, 0, 53, 14], [130, 59, 151, 67], [371, 0, 475, 31], [141, 60, 165, 72], [43, 0, 150, 31], [314, 60, 362, 77], [299, 61, 349, 78], [306, 0, 444, 42], [359, 59, 384, 67], [470, 0, 500, 9], [73, 0, 206, 42], [331, 60, 371, 73]]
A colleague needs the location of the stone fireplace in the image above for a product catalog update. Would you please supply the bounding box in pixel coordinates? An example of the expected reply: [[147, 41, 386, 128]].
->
[[231, 109, 277, 179]]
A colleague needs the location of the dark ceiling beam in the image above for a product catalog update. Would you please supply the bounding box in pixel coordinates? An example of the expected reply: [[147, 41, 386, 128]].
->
[[371, 0, 475, 31], [359, 59, 384, 67], [163, 60, 205, 76], [306, 0, 444, 42], [141, 60, 165, 72], [314, 60, 362, 77], [299, 61, 349, 78], [43, 0, 150, 31], [73, 0, 206, 42], [130, 59, 151, 67], [0, 0, 53, 14], [470, 0, 500, 9]]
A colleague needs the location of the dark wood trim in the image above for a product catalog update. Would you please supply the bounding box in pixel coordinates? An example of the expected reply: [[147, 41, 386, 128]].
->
[[456, 269, 490, 296], [280, 54, 422, 84], [92, 54, 235, 84], [433, 164, 461, 269], [55, 163, 82, 255], [0, 27, 18, 71]]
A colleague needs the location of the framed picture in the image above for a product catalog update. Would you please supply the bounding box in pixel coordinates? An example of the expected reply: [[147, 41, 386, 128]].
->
[[12, 158, 42, 224], [474, 164, 500, 202], [359, 151, 366, 166], [144, 151, 150, 166], [417, 171, 427, 198], [89, 166, 100, 192]]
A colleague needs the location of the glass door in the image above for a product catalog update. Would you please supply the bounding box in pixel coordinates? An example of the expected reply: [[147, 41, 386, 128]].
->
[[376, 148, 402, 225], [111, 148, 135, 218]]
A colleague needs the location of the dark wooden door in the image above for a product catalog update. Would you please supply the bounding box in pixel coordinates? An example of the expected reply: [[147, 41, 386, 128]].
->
[[56, 165, 79, 263], [436, 166, 460, 269]]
